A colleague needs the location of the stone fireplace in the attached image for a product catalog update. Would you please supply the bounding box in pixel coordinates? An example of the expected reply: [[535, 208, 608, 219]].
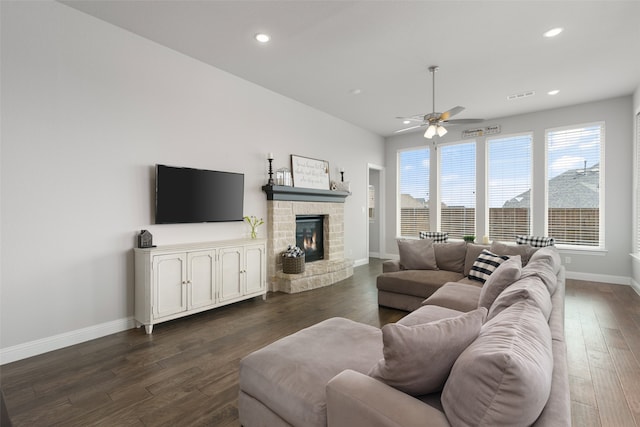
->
[[263, 185, 353, 293]]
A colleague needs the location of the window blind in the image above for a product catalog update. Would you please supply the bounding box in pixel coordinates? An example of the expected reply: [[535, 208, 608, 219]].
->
[[546, 123, 603, 247], [398, 148, 430, 238], [487, 134, 532, 242], [439, 142, 476, 239]]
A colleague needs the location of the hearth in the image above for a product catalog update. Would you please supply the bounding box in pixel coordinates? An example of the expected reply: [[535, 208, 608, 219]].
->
[[296, 215, 324, 262]]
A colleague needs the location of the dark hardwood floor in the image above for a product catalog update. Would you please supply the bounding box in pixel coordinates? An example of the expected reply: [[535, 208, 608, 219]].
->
[[1, 259, 639, 426]]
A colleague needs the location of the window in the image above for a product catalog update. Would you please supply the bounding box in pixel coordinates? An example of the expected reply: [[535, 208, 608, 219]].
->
[[439, 142, 476, 239], [398, 148, 430, 237], [546, 123, 603, 247], [635, 113, 640, 253], [487, 133, 532, 241]]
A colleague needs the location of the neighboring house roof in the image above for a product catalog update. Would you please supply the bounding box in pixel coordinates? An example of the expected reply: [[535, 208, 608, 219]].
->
[[400, 194, 428, 208], [503, 164, 600, 208]]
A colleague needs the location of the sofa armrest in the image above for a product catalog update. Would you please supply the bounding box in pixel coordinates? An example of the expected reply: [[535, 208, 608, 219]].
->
[[327, 370, 450, 427], [382, 259, 403, 273]]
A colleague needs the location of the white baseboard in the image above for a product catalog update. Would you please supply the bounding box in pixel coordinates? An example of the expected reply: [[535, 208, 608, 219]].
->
[[368, 252, 380, 258], [0, 317, 136, 365], [564, 270, 631, 286], [631, 278, 640, 296], [354, 258, 369, 267]]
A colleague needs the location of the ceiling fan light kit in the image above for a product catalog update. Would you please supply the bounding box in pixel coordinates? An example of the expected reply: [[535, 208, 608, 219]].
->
[[395, 65, 483, 141]]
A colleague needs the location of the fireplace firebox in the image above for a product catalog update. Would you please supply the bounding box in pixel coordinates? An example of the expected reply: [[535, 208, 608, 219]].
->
[[295, 215, 324, 263]]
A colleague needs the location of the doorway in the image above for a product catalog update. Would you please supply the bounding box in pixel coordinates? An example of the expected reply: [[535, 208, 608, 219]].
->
[[367, 164, 384, 258]]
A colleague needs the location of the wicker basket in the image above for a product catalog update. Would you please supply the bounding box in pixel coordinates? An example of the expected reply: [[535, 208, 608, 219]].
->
[[282, 254, 305, 274]]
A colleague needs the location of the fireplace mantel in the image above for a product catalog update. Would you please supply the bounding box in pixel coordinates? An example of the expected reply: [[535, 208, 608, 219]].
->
[[262, 185, 350, 203]]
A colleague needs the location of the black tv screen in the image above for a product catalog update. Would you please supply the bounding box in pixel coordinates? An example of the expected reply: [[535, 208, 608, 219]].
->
[[155, 164, 244, 224]]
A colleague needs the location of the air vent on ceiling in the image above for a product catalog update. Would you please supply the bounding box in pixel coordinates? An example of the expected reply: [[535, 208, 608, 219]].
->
[[507, 91, 535, 101]]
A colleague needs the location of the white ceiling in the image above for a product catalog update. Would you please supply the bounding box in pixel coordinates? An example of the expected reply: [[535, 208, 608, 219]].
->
[[60, 0, 640, 137]]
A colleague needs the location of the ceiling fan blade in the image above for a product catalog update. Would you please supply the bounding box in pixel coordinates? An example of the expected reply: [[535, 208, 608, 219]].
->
[[442, 118, 485, 125], [395, 116, 425, 123], [394, 124, 425, 133], [440, 106, 465, 121]]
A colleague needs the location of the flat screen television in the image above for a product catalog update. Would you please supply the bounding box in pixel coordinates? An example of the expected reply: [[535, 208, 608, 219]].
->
[[155, 164, 244, 224]]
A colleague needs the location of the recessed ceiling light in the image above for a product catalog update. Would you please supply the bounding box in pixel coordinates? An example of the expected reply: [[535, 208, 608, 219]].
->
[[403, 120, 411, 125], [349, 88, 362, 95], [548, 90, 560, 95], [543, 27, 563, 38], [255, 33, 270, 43]]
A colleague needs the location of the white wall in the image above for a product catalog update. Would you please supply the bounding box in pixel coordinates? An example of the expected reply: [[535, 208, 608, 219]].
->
[[0, 1, 384, 361], [384, 96, 634, 284], [632, 84, 640, 294]]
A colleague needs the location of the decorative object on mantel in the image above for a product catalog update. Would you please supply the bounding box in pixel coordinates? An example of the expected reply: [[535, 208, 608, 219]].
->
[[340, 167, 345, 182], [244, 215, 264, 239], [291, 155, 330, 190], [335, 181, 351, 192], [267, 153, 275, 186], [276, 167, 292, 186], [282, 245, 305, 274], [137, 230, 155, 248]]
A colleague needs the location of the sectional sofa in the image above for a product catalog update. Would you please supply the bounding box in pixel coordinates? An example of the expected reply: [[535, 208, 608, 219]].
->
[[238, 240, 569, 426]]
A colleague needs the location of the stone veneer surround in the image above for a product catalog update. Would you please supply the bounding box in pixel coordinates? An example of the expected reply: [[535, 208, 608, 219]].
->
[[266, 200, 353, 293]]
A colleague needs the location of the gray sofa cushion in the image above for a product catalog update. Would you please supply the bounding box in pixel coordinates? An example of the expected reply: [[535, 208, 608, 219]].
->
[[422, 282, 482, 313], [376, 270, 465, 298], [397, 304, 465, 326], [369, 308, 487, 396], [522, 257, 560, 295], [477, 255, 522, 309], [489, 276, 552, 321], [433, 241, 467, 273], [529, 246, 562, 275], [397, 238, 438, 270], [442, 301, 553, 427], [491, 240, 535, 266], [239, 317, 383, 427]]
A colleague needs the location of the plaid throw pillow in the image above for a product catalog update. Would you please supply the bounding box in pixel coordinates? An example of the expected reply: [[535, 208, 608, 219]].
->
[[419, 231, 449, 243], [516, 235, 555, 247], [468, 250, 510, 284]]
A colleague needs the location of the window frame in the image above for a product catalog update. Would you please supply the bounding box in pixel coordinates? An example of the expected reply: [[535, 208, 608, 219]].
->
[[437, 140, 477, 240], [396, 146, 431, 238], [544, 121, 605, 250], [486, 132, 533, 242]]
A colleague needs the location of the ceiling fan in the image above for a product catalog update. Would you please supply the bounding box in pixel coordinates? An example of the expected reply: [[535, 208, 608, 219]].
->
[[395, 66, 483, 140]]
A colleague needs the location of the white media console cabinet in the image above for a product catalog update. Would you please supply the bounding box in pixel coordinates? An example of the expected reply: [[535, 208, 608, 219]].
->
[[134, 238, 267, 333]]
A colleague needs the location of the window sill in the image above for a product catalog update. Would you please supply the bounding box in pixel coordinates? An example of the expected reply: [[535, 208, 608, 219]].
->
[[557, 245, 607, 256]]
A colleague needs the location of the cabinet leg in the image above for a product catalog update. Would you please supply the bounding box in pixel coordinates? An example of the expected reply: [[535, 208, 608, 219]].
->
[[144, 324, 153, 334], [262, 293, 267, 301]]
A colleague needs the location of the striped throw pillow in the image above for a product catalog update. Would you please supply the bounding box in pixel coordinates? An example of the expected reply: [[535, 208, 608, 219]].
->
[[469, 250, 510, 284]]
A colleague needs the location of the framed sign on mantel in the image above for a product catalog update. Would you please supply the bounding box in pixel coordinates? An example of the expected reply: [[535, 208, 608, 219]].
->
[[291, 155, 330, 190]]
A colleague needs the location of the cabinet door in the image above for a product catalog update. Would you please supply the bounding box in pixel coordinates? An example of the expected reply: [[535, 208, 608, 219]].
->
[[188, 250, 216, 309], [219, 247, 243, 302], [244, 244, 265, 295], [153, 253, 187, 318]]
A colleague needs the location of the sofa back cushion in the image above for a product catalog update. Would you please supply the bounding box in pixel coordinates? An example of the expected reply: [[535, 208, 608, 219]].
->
[[433, 241, 467, 273], [477, 255, 522, 310], [490, 241, 535, 266], [397, 238, 438, 270], [488, 276, 552, 321], [521, 258, 559, 295], [368, 308, 486, 396], [442, 301, 553, 427], [463, 243, 491, 276], [528, 246, 562, 275]]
